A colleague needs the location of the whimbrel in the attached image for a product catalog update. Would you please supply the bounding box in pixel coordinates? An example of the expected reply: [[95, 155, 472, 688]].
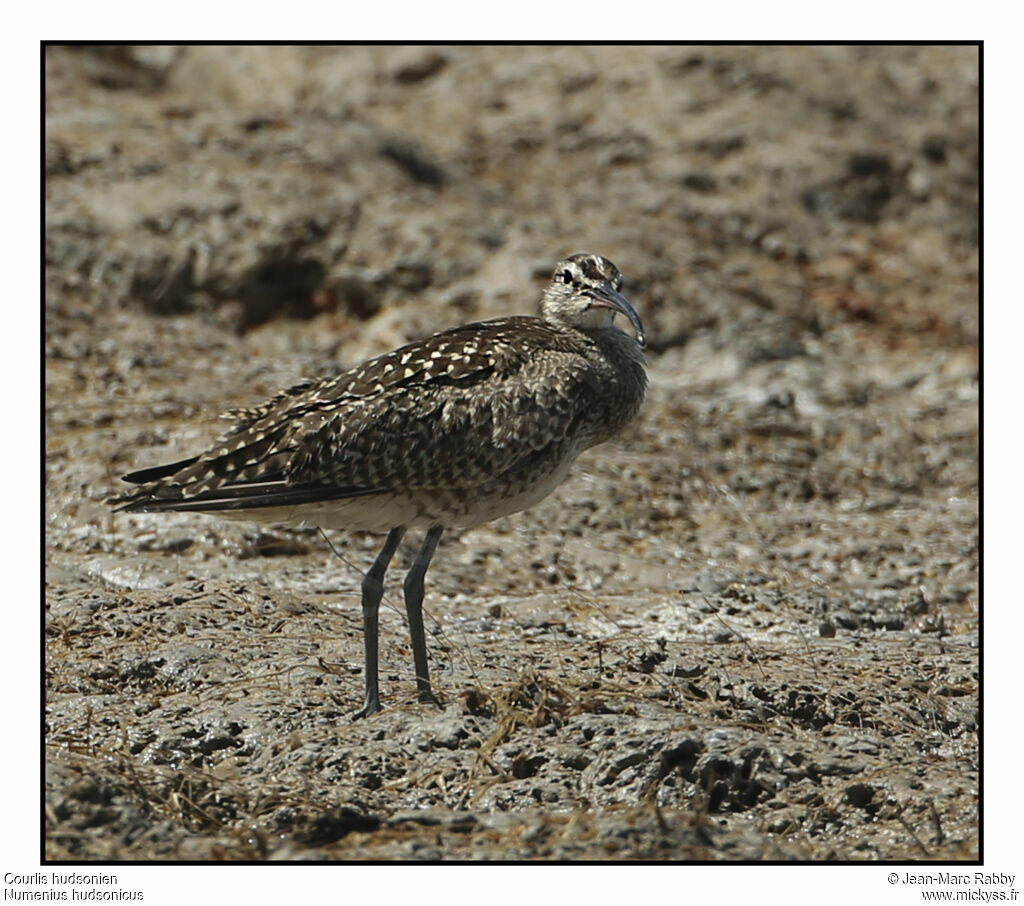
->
[[112, 253, 647, 717]]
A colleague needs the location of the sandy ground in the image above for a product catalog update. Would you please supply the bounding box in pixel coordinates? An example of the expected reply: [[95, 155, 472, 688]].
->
[[45, 45, 977, 861]]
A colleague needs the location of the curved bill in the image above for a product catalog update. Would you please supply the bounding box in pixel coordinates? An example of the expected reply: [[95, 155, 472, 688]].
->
[[585, 285, 647, 347]]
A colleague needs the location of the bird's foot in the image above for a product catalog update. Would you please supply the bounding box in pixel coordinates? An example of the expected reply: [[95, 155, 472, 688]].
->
[[418, 689, 443, 711], [353, 696, 383, 720]]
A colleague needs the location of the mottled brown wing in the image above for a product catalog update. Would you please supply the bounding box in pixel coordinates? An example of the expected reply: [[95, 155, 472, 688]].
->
[[285, 347, 601, 491], [113, 317, 598, 512]]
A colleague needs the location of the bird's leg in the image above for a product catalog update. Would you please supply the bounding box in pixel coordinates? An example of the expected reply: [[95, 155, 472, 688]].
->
[[403, 526, 444, 708], [353, 526, 405, 719]]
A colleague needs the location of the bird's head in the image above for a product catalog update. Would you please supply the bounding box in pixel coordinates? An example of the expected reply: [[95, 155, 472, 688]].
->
[[540, 253, 646, 347]]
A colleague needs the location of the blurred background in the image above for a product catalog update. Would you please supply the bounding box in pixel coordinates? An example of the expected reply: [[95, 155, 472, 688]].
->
[[45, 45, 978, 860]]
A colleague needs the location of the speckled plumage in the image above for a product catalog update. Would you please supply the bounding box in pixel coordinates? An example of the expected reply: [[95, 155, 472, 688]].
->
[[112, 253, 647, 717]]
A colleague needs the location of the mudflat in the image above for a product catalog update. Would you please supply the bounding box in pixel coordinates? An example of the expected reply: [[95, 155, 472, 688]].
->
[[45, 45, 978, 860]]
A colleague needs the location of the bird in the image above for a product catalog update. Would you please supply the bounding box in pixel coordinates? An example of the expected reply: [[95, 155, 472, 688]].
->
[[111, 252, 647, 718]]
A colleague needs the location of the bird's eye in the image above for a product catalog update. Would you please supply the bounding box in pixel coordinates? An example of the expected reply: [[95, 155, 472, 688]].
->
[[560, 269, 574, 284]]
